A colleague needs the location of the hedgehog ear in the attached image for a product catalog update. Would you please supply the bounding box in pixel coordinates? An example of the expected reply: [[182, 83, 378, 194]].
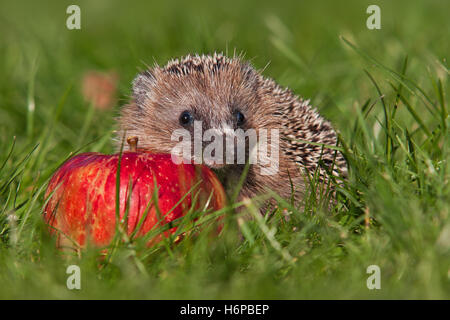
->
[[132, 70, 156, 105]]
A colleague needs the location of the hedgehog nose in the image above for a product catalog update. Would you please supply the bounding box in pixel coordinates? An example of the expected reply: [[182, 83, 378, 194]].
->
[[201, 126, 235, 168], [206, 162, 227, 169]]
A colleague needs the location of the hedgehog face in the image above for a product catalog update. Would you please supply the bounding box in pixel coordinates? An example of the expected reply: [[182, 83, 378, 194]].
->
[[119, 54, 264, 168]]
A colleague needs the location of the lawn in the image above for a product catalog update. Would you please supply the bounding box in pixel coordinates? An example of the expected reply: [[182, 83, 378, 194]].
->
[[0, 0, 448, 299]]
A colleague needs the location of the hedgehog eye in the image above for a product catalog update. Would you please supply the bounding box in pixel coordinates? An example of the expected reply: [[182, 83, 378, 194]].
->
[[235, 110, 245, 126], [179, 110, 193, 126]]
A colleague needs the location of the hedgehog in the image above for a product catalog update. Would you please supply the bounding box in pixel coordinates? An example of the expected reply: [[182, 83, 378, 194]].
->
[[117, 53, 347, 208]]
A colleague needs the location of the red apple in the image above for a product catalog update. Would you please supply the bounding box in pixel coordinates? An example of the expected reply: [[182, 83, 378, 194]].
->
[[43, 151, 226, 249]]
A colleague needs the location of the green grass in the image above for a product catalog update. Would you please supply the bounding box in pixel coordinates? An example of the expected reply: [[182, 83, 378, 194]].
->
[[0, 0, 448, 299]]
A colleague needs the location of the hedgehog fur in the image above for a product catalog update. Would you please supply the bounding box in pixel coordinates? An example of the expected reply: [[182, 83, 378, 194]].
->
[[118, 53, 347, 205]]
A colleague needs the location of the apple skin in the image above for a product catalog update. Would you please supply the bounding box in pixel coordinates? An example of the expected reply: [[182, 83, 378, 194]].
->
[[43, 152, 226, 248]]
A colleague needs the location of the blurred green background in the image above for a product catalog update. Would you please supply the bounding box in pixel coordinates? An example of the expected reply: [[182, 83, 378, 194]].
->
[[1, 0, 447, 149]]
